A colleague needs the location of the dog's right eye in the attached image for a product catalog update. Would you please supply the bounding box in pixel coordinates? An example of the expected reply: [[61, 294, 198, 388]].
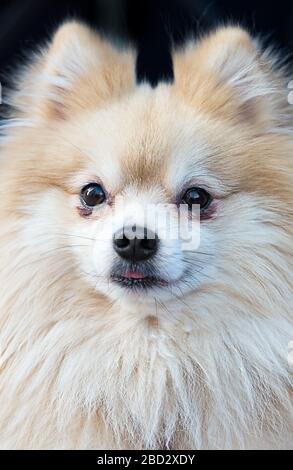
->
[[80, 183, 106, 207]]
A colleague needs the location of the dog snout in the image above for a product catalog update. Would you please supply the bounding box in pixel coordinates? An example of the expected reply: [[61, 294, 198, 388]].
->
[[113, 225, 158, 262]]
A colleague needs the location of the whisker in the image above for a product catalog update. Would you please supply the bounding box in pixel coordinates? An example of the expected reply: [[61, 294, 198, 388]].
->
[[182, 250, 213, 257], [54, 233, 96, 242], [32, 244, 90, 254], [168, 287, 194, 313], [13, 245, 90, 271], [157, 299, 173, 316]]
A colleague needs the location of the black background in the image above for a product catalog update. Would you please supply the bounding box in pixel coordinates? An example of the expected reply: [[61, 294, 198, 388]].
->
[[0, 0, 292, 86]]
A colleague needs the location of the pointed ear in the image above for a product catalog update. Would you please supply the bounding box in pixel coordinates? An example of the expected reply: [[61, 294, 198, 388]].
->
[[173, 27, 287, 129], [14, 21, 136, 120]]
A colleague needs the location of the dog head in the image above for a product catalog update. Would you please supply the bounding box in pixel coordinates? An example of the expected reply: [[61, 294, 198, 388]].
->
[[2, 22, 292, 309]]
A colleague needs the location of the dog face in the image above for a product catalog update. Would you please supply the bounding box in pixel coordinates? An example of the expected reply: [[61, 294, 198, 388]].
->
[[2, 23, 292, 309]]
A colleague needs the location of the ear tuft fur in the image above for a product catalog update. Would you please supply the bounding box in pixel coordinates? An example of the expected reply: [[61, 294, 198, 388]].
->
[[9, 21, 136, 121], [173, 26, 292, 131]]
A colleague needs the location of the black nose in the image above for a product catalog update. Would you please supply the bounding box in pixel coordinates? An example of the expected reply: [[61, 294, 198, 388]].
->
[[113, 226, 158, 262]]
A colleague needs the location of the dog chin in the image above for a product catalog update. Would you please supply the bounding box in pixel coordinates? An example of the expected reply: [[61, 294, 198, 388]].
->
[[107, 283, 178, 309]]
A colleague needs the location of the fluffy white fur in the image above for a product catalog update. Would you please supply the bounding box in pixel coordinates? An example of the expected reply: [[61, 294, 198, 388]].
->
[[0, 22, 292, 449]]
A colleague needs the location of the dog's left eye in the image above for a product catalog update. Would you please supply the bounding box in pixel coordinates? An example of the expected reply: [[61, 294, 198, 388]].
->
[[80, 183, 106, 207], [181, 187, 212, 212]]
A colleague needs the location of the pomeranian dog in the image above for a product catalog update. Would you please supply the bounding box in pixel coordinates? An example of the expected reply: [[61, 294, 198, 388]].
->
[[0, 21, 292, 449]]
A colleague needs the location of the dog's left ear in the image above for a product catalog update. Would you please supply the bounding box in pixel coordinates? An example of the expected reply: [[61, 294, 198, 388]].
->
[[173, 27, 287, 129], [14, 21, 136, 120]]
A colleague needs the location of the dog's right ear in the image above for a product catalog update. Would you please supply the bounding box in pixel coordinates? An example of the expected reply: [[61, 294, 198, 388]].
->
[[173, 27, 289, 130], [12, 21, 136, 120]]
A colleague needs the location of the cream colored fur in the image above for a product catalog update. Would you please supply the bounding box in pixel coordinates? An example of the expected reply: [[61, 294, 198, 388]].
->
[[0, 22, 292, 449]]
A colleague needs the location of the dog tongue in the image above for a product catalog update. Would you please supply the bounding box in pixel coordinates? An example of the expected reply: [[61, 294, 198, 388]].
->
[[122, 271, 146, 280]]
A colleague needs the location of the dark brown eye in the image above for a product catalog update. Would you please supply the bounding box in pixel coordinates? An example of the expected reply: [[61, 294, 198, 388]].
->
[[181, 187, 212, 212], [80, 183, 106, 207]]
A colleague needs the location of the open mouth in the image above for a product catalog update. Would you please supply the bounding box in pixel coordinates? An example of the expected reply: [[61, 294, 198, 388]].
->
[[111, 270, 168, 290]]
